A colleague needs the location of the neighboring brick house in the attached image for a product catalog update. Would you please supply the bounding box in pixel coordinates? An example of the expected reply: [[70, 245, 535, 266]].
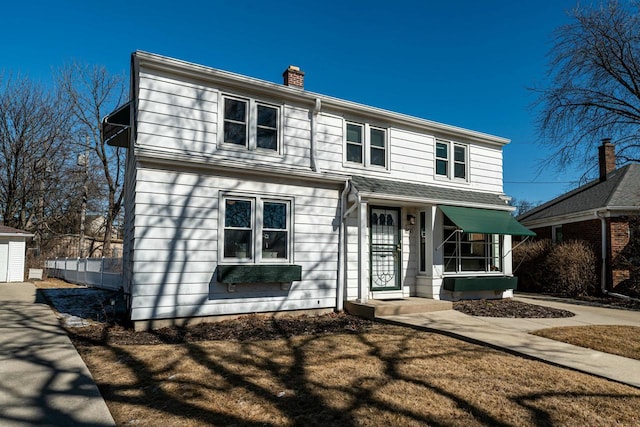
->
[[518, 141, 640, 292]]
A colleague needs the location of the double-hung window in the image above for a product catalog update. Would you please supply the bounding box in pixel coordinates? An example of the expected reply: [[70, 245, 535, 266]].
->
[[435, 139, 467, 180], [345, 121, 387, 168], [222, 95, 280, 152], [222, 195, 291, 262], [443, 215, 502, 273]]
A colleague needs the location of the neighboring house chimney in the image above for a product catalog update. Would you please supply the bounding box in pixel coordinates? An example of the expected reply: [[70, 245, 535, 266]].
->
[[283, 65, 304, 88], [598, 138, 616, 181]]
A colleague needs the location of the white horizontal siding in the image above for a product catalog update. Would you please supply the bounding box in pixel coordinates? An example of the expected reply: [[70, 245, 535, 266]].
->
[[7, 240, 26, 282], [129, 165, 341, 320]]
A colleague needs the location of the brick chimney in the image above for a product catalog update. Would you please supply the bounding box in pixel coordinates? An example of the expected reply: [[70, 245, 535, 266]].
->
[[283, 65, 304, 88], [598, 138, 616, 181]]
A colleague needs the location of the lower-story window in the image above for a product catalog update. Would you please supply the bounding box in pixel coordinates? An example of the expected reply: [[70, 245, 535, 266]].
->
[[222, 195, 291, 262], [443, 216, 502, 273]]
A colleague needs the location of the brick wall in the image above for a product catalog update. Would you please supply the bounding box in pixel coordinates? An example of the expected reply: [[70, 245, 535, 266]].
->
[[610, 217, 631, 287]]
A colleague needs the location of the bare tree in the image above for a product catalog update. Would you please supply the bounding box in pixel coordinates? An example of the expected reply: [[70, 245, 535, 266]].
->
[[0, 74, 74, 238], [534, 0, 640, 169], [57, 62, 126, 257]]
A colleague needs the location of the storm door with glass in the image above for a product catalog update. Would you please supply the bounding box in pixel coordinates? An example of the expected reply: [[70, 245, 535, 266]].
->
[[370, 207, 401, 290]]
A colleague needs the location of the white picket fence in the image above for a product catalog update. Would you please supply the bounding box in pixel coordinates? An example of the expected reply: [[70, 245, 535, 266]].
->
[[45, 257, 123, 290]]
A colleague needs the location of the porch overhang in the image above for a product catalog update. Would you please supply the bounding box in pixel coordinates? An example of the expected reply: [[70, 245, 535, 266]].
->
[[439, 205, 536, 236]]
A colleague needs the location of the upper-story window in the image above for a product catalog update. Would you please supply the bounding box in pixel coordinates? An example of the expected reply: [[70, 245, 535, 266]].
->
[[435, 140, 467, 180], [345, 121, 387, 168], [221, 95, 280, 152]]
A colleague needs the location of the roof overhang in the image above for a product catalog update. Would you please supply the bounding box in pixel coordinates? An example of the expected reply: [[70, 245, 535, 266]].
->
[[102, 101, 131, 148]]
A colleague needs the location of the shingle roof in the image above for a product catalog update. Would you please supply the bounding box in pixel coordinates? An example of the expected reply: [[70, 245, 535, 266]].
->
[[518, 164, 640, 223], [0, 225, 31, 235], [351, 175, 509, 208]]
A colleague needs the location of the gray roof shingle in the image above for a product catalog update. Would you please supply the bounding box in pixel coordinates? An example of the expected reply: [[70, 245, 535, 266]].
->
[[351, 175, 509, 208], [518, 164, 640, 223]]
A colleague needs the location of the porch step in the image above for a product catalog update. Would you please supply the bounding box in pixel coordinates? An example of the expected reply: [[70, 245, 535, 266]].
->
[[345, 297, 452, 320]]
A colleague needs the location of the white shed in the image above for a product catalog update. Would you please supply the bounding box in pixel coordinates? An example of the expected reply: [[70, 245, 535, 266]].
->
[[0, 225, 33, 283]]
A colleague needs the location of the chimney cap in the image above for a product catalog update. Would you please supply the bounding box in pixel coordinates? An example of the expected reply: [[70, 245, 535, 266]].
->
[[601, 137, 613, 144]]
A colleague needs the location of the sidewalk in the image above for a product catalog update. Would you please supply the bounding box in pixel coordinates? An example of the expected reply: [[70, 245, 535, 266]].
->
[[0, 282, 115, 426], [380, 294, 640, 389]]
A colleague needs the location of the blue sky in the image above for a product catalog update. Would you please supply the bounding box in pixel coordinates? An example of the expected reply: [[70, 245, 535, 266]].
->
[[2, 0, 585, 204]]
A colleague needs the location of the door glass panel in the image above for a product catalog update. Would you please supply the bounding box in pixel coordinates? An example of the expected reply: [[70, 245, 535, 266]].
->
[[371, 208, 400, 289]]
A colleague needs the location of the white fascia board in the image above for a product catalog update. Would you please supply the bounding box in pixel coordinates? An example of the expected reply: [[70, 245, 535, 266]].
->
[[134, 148, 349, 185], [133, 51, 510, 148], [0, 233, 33, 238], [521, 206, 640, 228], [356, 191, 513, 211]]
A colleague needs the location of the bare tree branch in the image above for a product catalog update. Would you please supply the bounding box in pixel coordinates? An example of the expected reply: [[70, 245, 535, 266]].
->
[[533, 0, 640, 170]]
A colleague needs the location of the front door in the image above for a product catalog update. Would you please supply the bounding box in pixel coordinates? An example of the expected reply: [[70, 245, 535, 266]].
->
[[370, 207, 401, 291]]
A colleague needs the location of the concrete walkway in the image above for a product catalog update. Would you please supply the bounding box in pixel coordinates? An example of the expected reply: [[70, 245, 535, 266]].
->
[[380, 294, 640, 389], [0, 282, 115, 426]]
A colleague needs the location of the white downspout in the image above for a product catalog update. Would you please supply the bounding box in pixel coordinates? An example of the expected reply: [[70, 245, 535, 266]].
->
[[337, 180, 350, 311], [596, 210, 640, 302], [309, 98, 321, 172]]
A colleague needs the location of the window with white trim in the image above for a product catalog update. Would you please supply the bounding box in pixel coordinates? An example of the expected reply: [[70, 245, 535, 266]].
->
[[435, 140, 467, 180], [221, 95, 280, 152], [345, 121, 387, 168], [222, 195, 291, 262], [443, 215, 502, 273]]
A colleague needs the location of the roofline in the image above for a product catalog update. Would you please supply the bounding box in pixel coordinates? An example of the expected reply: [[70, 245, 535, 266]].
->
[[132, 51, 510, 147], [0, 232, 34, 237], [520, 206, 640, 228]]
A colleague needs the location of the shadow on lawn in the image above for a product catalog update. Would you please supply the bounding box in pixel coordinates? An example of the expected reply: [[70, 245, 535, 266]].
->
[[72, 319, 640, 426]]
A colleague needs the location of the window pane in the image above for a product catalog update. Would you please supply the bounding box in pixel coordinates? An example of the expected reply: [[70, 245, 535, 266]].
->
[[370, 128, 385, 147], [454, 162, 466, 179], [346, 123, 362, 143], [347, 142, 363, 163], [224, 230, 252, 258], [263, 231, 287, 258], [436, 159, 448, 176], [454, 145, 466, 162], [370, 147, 385, 167], [436, 142, 448, 159], [264, 202, 286, 229], [257, 128, 277, 150], [224, 99, 246, 122], [224, 122, 246, 145], [225, 200, 251, 228], [257, 105, 277, 127]]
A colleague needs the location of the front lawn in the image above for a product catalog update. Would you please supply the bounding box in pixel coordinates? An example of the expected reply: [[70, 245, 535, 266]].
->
[[72, 317, 640, 426]]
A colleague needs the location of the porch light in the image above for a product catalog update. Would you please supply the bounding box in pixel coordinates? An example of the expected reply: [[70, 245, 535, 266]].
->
[[406, 214, 417, 226]]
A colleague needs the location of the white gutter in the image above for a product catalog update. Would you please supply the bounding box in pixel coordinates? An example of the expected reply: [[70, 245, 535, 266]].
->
[[596, 210, 640, 303], [310, 98, 321, 172], [336, 180, 350, 311]]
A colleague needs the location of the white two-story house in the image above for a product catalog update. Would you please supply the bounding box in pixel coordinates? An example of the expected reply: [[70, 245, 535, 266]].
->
[[103, 51, 534, 329]]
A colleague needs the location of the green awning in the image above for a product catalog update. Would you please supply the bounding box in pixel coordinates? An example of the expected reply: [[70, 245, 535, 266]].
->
[[439, 205, 536, 236]]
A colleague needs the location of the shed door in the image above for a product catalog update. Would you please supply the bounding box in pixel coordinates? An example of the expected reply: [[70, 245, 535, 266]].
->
[[0, 243, 8, 282], [370, 207, 401, 291]]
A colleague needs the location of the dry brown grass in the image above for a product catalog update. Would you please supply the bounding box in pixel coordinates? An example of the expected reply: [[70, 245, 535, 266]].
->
[[33, 278, 82, 289], [76, 324, 640, 426], [532, 325, 640, 360]]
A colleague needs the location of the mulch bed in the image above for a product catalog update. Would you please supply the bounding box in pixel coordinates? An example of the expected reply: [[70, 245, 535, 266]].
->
[[453, 299, 575, 318], [67, 312, 377, 346], [67, 299, 580, 347]]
